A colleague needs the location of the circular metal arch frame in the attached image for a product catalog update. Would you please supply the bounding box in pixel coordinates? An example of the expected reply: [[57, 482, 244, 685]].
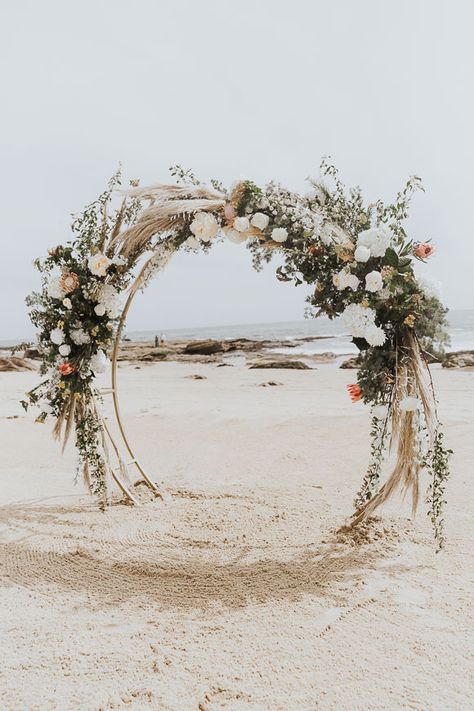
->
[[107, 259, 163, 503]]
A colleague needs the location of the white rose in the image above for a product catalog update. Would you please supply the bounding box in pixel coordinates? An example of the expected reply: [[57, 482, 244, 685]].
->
[[50, 328, 65, 345], [399, 396, 421, 412], [190, 212, 219, 242], [271, 227, 288, 243], [372, 404, 388, 420], [354, 245, 371, 263], [88, 253, 110, 277], [225, 227, 248, 244], [344, 274, 360, 291], [62, 297, 72, 309], [94, 303, 106, 316], [333, 270, 360, 292], [90, 349, 108, 374], [186, 235, 200, 249], [250, 213, 270, 230], [364, 324, 386, 347], [365, 271, 383, 293], [59, 344, 71, 356], [233, 216, 250, 233]]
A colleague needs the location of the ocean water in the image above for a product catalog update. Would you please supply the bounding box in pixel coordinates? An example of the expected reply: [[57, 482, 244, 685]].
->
[[128, 309, 474, 356], [3, 310, 473, 354]]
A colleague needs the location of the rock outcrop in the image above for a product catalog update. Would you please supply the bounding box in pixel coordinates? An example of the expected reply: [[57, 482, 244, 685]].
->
[[0, 357, 36, 372], [442, 351, 474, 368], [249, 360, 311, 370]]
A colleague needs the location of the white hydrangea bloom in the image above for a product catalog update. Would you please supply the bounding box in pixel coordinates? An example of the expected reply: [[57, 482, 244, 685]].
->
[[356, 226, 392, 258], [416, 275, 441, 300], [70, 328, 91, 345], [365, 324, 386, 346], [47, 277, 65, 300], [96, 284, 121, 318], [90, 349, 108, 374], [271, 227, 288, 243], [59, 344, 71, 356], [342, 303, 377, 338]]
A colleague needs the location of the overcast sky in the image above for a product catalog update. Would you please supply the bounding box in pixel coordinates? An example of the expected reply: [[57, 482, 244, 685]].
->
[[1, 0, 473, 340]]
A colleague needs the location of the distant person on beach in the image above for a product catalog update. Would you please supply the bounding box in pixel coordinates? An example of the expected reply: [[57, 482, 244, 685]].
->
[[154, 334, 166, 347]]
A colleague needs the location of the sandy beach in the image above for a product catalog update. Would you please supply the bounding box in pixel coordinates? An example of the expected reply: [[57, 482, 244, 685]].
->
[[1, 360, 473, 710]]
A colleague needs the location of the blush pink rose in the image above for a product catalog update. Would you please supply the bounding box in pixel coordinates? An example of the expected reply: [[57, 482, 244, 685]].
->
[[415, 243, 434, 259]]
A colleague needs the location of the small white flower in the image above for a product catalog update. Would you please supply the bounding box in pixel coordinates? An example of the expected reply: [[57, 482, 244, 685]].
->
[[70, 328, 91, 345], [190, 212, 219, 242], [354, 245, 371, 263], [225, 227, 248, 244], [233, 216, 250, 233], [50, 328, 65, 345], [376, 288, 391, 301], [271, 227, 288, 243], [59, 344, 71, 356], [88, 253, 110, 277], [94, 303, 106, 316], [250, 213, 270, 230], [365, 271, 383, 293], [90, 349, 109, 374], [62, 297, 72, 309], [364, 324, 386, 347], [399, 396, 421, 412], [372, 404, 388, 420]]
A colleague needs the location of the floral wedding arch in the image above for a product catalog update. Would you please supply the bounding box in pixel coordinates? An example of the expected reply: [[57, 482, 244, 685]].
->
[[24, 161, 451, 548]]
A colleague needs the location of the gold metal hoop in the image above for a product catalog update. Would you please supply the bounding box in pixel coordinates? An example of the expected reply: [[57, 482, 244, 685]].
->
[[102, 261, 163, 503]]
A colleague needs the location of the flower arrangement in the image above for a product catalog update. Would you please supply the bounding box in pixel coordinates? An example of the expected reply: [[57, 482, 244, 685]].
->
[[24, 161, 451, 546]]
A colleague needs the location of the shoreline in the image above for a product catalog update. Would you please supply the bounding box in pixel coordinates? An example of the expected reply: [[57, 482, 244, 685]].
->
[[2, 336, 474, 371]]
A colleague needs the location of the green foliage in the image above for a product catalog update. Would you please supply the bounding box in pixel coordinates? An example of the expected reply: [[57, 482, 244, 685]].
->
[[425, 430, 452, 551]]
